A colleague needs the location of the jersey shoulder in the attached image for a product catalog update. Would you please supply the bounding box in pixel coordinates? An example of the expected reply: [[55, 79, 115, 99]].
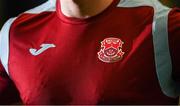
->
[[116, 0, 170, 20], [1, 0, 55, 32], [0, 0, 56, 74], [114, 0, 169, 24], [12, 0, 55, 28]]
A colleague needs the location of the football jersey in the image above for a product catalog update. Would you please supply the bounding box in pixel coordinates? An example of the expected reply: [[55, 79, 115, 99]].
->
[[0, 0, 180, 105]]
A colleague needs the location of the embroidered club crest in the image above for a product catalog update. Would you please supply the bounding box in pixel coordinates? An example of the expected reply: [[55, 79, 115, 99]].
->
[[98, 37, 125, 63]]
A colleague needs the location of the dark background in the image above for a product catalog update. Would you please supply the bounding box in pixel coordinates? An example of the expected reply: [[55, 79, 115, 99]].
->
[[0, 0, 47, 27], [0, 0, 180, 27]]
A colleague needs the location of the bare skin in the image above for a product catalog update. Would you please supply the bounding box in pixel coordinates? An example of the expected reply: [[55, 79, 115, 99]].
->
[[59, 0, 114, 19]]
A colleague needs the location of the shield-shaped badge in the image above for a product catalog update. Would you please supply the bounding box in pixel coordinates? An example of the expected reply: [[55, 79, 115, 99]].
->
[[98, 37, 125, 63]]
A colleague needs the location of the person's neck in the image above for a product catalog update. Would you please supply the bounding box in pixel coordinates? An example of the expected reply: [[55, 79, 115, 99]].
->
[[59, 0, 114, 19]]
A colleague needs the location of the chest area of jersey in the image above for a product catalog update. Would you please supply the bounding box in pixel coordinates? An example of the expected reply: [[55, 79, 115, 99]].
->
[[9, 20, 154, 75], [8, 20, 159, 103]]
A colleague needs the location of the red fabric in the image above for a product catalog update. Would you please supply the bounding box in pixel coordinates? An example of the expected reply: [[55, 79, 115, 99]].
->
[[0, 62, 21, 104], [0, 0, 179, 105], [168, 8, 180, 82], [0, 62, 8, 93]]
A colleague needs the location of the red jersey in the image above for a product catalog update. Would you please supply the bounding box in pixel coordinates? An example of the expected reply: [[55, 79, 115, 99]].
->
[[0, 0, 180, 105]]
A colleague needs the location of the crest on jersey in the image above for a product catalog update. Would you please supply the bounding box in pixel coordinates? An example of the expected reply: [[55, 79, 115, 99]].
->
[[98, 37, 125, 63]]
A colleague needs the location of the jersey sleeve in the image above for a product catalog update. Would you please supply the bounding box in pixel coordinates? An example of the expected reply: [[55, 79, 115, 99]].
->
[[0, 61, 9, 95], [168, 8, 180, 83], [0, 21, 21, 104], [0, 61, 21, 104]]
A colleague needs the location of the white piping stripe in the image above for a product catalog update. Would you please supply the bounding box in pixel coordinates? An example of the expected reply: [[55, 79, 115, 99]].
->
[[0, 18, 16, 75], [49, 0, 56, 5], [118, 0, 154, 7], [152, 7, 180, 98], [117, 0, 169, 10]]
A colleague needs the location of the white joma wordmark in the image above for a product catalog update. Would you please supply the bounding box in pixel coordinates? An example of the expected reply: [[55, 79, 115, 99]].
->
[[29, 44, 56, 56]]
